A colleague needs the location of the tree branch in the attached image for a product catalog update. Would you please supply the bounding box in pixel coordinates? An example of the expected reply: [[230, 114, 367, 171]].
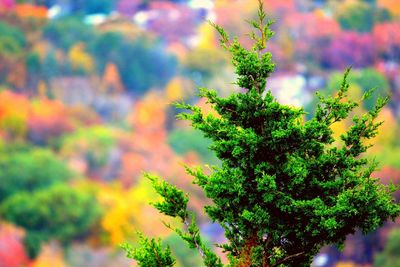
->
[[271, 251, 305, 267]]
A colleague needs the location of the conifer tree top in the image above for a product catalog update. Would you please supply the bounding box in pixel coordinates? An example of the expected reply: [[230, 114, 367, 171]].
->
[[123, 1, 400, 266]]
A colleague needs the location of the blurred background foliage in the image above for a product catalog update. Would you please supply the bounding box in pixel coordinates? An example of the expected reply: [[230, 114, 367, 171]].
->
[[0, 0, 399, 266]]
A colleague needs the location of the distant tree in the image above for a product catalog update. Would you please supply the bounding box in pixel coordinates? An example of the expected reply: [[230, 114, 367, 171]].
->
[[336, 1, 390, 32], [0, 185, 102, 258], [90, 32, 177, 94], [114, 38, 177, 94], [43, 17, 95, 51], [374, 228, 400, 267], [123, 2, 400, 266], [90, 31, 124, 73], [0, 148, 72, 202]]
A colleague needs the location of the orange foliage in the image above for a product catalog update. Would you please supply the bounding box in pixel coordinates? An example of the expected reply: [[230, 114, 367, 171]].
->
[[32, 243, 67, 267], [119, 91, 208, 216], [15, 4, 47, 19], [28, 98, 74, 143], [0, 90, 29, 140], [129, 91, 168, 144], [102, 62, 124, 94]]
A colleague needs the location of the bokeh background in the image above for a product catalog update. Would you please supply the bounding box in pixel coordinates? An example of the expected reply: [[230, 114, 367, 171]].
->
[[0, 0, 399, 266]]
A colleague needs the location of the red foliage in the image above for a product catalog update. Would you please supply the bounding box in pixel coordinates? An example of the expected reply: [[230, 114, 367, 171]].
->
[[0, 0, 15, 12], [373, 22, 400, 58], [322, 31, 376, 69], [285, 13, 341, 40], [0, 224, 29, 267]]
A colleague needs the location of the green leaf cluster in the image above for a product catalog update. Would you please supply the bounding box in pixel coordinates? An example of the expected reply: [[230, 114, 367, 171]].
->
[[0, 148, 72, 202], [0, 184, 102, 258]]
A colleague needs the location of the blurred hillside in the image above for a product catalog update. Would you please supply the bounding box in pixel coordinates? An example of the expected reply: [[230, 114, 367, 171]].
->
[[0, 0, 399, 266]]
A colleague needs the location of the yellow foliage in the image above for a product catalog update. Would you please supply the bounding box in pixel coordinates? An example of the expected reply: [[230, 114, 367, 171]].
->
[[197, 22, 217, 50], [165, 77, 185, 102], [68, 43, 94, 74], [330, 120, 347, 143], [335, 261, 359, 267], [131, 91, 167, 129], [32, 243, 67, 267], [97, 177, 171, 246], [378, 0, 400, 16], [368, 107, 397, 150]]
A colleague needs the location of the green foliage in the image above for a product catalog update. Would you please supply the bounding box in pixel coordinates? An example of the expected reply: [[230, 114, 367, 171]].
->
[[60, 126, 115, 171], [113, 38, 177, 94], [43, 17, 95, 51], [168, 128, 219, 164], [163, 233, 205, 266], [0, 184, 102, 259], [374, 228, 400, 267], [0, 22, 26, 61], [91, 32, 177, 94], [122, 234, 176, 267], [125, 2, 400, 266], [337, 2, 391, 32], [0, 148, 73, 202]]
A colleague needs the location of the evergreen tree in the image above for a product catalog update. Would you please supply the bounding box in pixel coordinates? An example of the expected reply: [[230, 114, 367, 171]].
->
[[122, 1, 400, 266]]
